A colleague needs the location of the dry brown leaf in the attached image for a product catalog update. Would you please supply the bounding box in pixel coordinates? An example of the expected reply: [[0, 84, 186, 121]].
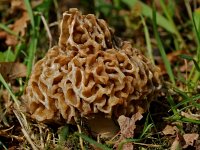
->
[[170, 135, 181, 150], [183, 133, 199, 148], [167, 50, 187, 63], [0, 31, 7, 38], [114, 112, 143, 149], [11, 0, 26, 12], [194, 139, 200, 150], [10, 62, 27, 79], [181, 111, 200, 120], [12, 11, 29, 36], [5, 11, 29, 46], [5, 34, 18, 46], [1, 0, 30, 46], [0, 62, 14, 81], [162, 125, 177, 135], [0, 62, 27, 81], [31, 0, 44, 8]]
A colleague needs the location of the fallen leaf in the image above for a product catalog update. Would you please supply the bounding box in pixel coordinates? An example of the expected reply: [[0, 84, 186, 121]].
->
[[1, 0, 29, 46], [167, 50, 187, 63], [183, 133, 199, 148], [10, 62, 27, 79], [170, 135, 181, 150], [0, 31, 7, 38], [0, 62, 14, 81], [11, 0, 26, 12], [31, 0, 44, 8], [194, 139, 200, 150], [5, 11, 29, 46], [0, 62, 27, 81], [181, 111, 200, 120], [5, 34, 18, 46], [162, 125, 177, 135], [12, 11, 29, 36], [114, 112, 143, 149]]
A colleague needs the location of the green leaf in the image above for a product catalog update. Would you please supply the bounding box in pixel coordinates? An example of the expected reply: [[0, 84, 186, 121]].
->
[[0, 48, 15, 62], [121, 0, 176, 34]]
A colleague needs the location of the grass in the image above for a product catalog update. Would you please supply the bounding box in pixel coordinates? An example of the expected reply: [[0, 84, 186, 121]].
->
[[141, 15, 154, 64], [0, 74, 20, 108], [152, 3, 175, 85], [0, 0, 200, 149], [24, 0, 38, 77]]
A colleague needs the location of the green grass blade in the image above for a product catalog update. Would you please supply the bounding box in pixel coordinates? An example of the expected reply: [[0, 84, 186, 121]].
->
[[75, 133, 112, 150], [118, 138, 141, 150], [27, 38, 37, 76], [23, 0, 38, 77], [141, 15, 154, 64], [121, 0, 176, 34], [139, 113, 153, 139], [181, 117, 200, 124], [160, 0, 185, 49], [193, 11, 200, 45], [167, 96, 177, 114], [59, 125, 69, 141], [0, 23, 17, 36], [139, 123, 153, 139], [174, 94, 200, 109], [14, 43, 23, 61], [0, 141, 8, 150], [180, 54, 200, 72], [191, 11, 200, 84], [24, 0, 35, 28], [152, 4, 175, 85], [0, 74, 20, 109]]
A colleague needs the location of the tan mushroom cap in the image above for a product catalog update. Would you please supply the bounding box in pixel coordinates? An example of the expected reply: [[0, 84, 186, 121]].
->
[[23, 8, 161, 123]]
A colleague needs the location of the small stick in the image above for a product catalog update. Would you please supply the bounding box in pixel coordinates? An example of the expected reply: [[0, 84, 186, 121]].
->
[[37, 12, 53, 48], [22, 128, 39, 150], [77, 124, 85, 150]]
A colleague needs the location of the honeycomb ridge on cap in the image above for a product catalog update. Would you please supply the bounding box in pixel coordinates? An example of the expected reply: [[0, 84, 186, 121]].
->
[[23, 8, 161, 123]]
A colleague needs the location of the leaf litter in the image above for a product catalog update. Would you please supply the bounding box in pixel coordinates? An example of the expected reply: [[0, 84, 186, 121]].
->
[[114, 112, 143, 149]]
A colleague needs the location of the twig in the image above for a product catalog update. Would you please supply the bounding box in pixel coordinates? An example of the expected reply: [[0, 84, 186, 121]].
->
[[36, 12, 53, 48], [39, 126, 45, 149], [13, 110, 38, 150], [22, 128, 39, 150], [49, 21, 59, 27], [77, 124, 84, 150]]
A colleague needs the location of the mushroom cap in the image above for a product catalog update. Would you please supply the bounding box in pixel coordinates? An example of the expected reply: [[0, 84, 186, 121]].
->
[[23, 8, 161, 123]]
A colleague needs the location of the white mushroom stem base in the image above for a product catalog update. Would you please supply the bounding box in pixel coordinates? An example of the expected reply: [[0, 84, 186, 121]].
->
[[87, 114, 119, 138]]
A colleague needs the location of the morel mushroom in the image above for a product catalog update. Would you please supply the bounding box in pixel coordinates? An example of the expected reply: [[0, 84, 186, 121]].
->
[[23, 9, 160, 126]]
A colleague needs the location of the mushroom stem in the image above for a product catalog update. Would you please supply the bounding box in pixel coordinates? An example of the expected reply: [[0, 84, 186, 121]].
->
[[87, 114, 119, 138]]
